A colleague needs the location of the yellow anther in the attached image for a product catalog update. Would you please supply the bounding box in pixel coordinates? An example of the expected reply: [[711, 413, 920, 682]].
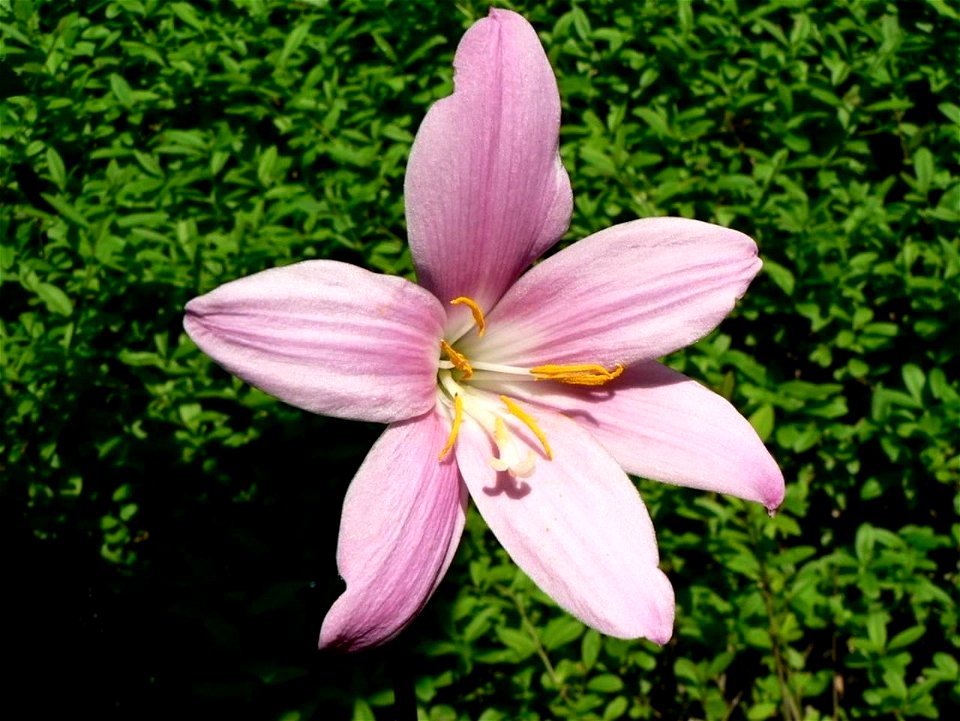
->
[[440, 339, 473, 380], [450, 296, 486, 336], [438, 393, 464, 461], [500, 395, 552, 460], [529, 362, 625, 386]]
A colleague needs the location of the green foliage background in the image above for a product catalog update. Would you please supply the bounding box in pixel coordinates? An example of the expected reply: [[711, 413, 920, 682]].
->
[[1, 0, 958, 719]]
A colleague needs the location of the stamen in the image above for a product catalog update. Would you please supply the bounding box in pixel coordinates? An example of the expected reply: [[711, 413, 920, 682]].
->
[[500, 395, 552, 460], [450, 296, 486, 336], [440, 339, 473, 380], [438, 393, 464, 460], [529, 362, 625, 386]]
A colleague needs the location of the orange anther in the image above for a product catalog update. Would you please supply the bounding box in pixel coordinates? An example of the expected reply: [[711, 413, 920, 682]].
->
[[438, 393, 464, 461], [440, 339, 473, 380], [529, 363, 625, 387], [450, 296, 486, 336], [500, 395, 552, 460]]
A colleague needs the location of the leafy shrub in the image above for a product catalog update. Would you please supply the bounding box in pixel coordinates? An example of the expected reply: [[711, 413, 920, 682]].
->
[[1, 0, 957, 718]]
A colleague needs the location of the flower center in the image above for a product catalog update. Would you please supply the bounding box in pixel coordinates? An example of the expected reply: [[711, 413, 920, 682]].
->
[[436, 370, 548, 478], [436, 296, 623, 476]]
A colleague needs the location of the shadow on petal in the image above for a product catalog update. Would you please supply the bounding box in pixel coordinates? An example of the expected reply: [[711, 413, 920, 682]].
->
[[481, 471, 531, 499]]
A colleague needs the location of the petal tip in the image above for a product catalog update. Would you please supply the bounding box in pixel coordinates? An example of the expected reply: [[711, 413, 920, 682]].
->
[[318, 628, 359, 654], [762, 475, 787, 514], [317, 620, 341, 652], [602, 569, 676, 645], [646, 572, 676, 646], [181, 305, 204, 344], [182, 296, 201, 323], [317, 615, 346, 653], [487, 7, 523, 23], [318, 599, 387, 654], [755, 456, 786, 512], [648, 626, 674, 647]]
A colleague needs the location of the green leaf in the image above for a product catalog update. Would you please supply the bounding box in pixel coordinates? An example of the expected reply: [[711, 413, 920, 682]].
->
[[883, 669, 908, 699], [46, 147, 66, 189], [749, 404, 775, 441], [280, 22, 311, 66], [40, 193, 88, 227], [170, 2, 206, 32], [462, 605, 498, 643], [13, 0, 34, 22], [933, 653, 959, 679], [913, 147, 934, 194], [747, 703, 778, 720], [35, 282, 74, 315], [134, 150, 163, 176], [888, 625, 925, 651], [902, 364, 925, 402], [867, 613, 888, 649], [540, 616, 583, 650], [351, 698, 374, 721], [763, 259, 796, 295], [586, 674, 624, 693], [633, 107, 671, 137], [674, 657, 700, 684], [477, 711, 508, 721], [581, 629, 600, 669], [856, 524, 876, 562], [258, 146, 279, 187], [603, 696, 629, 720], [938, 102, 960, 124], [110, 73, 135, 108], [495, 627, 537, 659]]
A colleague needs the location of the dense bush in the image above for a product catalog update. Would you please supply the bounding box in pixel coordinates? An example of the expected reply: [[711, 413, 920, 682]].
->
[[1, 0, 957, 719]]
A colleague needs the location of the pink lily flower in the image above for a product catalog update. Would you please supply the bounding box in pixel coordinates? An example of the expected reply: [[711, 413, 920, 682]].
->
[[184, 9, 784, 652]]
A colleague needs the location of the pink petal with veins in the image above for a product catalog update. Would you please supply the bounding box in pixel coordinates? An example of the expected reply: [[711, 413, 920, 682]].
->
[[463, 218, 761, 367], [184, 260, 444, 423], [320, 410, 468, 651], [456, 406, 675, 643], [497, 362, 785, 511], [405, 8, 572, 337]]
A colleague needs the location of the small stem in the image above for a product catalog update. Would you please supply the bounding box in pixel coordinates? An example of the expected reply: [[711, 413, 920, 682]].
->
[[748, 515, 802, 721], [501, 585, 560, 689], [721, 690, 743, 721]]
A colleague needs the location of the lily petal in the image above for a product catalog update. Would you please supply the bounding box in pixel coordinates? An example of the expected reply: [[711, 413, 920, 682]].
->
[[405, 8, 572, 335], [456, 406, 675, 642], [498, 362, 785, 511], [463, 218, 760, 367], [320, 410, 468, 651], [184, 260, 444, 423]]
